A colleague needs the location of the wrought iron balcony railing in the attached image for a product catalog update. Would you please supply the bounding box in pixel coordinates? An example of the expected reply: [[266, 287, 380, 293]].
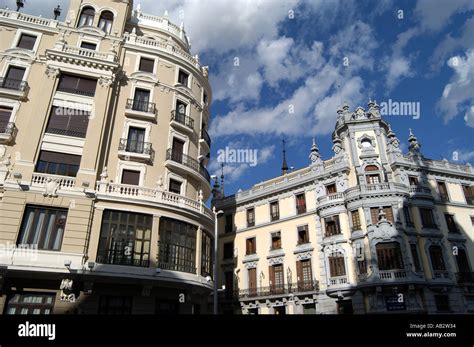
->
[[170, 110, 194, 130], [119, 138, 153, 155], [166, 148, 210, 182], [56, 86, 95, 97], [45, 127, 86, 138], [238, 281, 319, 299], [126, 98, 156, 114], [0, 122, 18, 137], [0, 78, 28, 92], [201, 128, 211, 147]]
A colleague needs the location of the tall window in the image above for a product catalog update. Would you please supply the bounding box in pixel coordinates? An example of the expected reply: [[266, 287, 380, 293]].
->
[[201, 232, 212, 278], [0, 106, 13, 130], [248, 268, 257, 294], [325, 215, 341, 237], [17, 206, 67, 251], [57, 74, 97, 97], [325, 183, 337, 194], [429, 245, 446, 271], [410, 244, 422, 272], [78, 7, 95, 27], [247, 208, 255, 227], [444, 214, 458, 233], [462, 185, 474, 205], [98, 11, 114, 34], [139, 57, 154, 73], [5, 293, 55, 315], [408, 176, 419, 186], [297, 225, 309, 245], [269, 264, 284, 294], [351, 210, 361, 231], [456, 249, 471, 273], [35, 150, 81, 177], [376, 242, 404, 270], [419, 208, 436, 228], [270, 231, 281, 250], [270, 201, 279, 221], [437, 181, 449, 202], [132, 88, 151, 112], [178, 69, 189, 86], [370, 206, 394, 224], [403, 206, 414, 226], [296, 259, 312, 289], [246, 237, 256, 255], [46, 106, 90, 138], [224, 271, 234, 299], [3, 66, 26, 90], [98, 296, 132, 315], [223, 242, 234, 260], [225, 214, 233, 233], [296, 193, 306, 214], [17, 33, 36, 50], [125, 127, 146, 153], [97, 210, 152, 267], [328, 253, 346, 277]]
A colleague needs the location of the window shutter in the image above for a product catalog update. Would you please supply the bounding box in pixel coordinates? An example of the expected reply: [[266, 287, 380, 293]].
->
[[296, 261, 303, 282], [384, 207, 394, 223], [269, 266, 275, 286], [371, 208, 379, 224]]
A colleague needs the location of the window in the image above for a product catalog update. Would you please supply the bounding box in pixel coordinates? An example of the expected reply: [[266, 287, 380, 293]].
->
[[78, 7, 95, 27], [225, 214, 233, 233], [17, 206, 67, 251], [434, 295, 450, 312], [270, 231, 281, 250], [5, 293, 55, 315], [444, 214, 458, 233], [0, 106, 13, 129], [121, 169, 140, 185], [351, 210, 361, 231], [248, 268, 257, 294], [246, 237, 256, 255], [57, 74, 97, 96], [296, 193, 306, 214], [155, 300, 178, 315], [223, 242, 234, 260], [296, 259, 312, 290], [420, 208, 436, 228], [203, 92, 208, 104], [35, 150, 81, 177], [408, 176, 419, 186], [325, 215, 341, 237], [358, 259, 367, 274], [178, 69, 189, 86], [158, 217, 197, 273], [97, 210, 152, 267], [46, 106, 90, 138], [403, 206, 414, 226], [224, 271, 234, 299], [269, 264, 284, 294], [326, 183, 337, 194], [437, 181, 449, 202], [201, 232, 212, 278], [462, 185, 474, 205], [169, 179, 182, 194], [99, 296, 132, 315], [270, 201, 279, 221], [361, 139, 373, 148], [247, 208, 255, 227], [370, 206, 394, 224], [429, 245, 446, 271], [98, 11, 114, 34], [17, 33, 36, 50], [139, 57, 154, 73], [366, 174, 380, 184], [455, 249, 471, 273], [132, 88, 151, 112], [3, 66, 26, 90], [410, 244, 422, 272], [176, 100, 187, 115], [328, 254, 346, 277], [376, 242, 404, 270], [297, 225, 309, 245], [125, 127, 146, 153], [80, 41, 97, 50]]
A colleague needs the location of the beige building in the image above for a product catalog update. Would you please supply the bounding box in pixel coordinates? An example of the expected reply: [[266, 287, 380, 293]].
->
[[0, 0, 214, 314], [214, 102, 474, 314]]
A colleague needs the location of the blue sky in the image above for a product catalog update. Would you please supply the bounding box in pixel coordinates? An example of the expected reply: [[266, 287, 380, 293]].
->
[[2, 0, 473, 196]]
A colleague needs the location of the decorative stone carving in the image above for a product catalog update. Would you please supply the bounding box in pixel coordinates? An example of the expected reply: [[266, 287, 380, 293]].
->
[[100, 166, 108, 182], [45, 66, 60, 79], [156, 175, 163, 190], [244, 261, 258, 269], [98, 75, 114, 88], [268, 257, 284, 265], [296, 252, 312, 261], [60, 279, 76, 303], [309, 138, 323, 166], [43, 178, 59, 197], [0, 154, 11, 185]]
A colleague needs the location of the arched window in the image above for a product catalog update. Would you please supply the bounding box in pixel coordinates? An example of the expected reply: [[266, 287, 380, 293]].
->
[[78, 7, 95, 27], [365, 164, 381, 184], [98, 11, 114, 34], [376, 242, 404, 270]]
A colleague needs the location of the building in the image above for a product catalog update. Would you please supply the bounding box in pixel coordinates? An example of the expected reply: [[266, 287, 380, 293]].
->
[[214, 101, 474, 314], [0, 0, 214, 314]]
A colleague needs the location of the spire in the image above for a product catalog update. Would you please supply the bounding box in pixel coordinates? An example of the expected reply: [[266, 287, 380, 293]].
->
[[408, 128, 422, 153], [281, 139, 289, 175], [309, 138, 322, 165]]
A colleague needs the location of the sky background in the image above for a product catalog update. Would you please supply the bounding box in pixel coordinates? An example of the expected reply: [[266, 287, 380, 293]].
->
[[2, 0, 473, 197]]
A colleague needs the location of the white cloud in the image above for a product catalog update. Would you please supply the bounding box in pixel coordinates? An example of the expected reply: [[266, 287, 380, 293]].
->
[[414, 0, 474, 32], [438, 49, 474, 126], [464, 106, 474, 128]]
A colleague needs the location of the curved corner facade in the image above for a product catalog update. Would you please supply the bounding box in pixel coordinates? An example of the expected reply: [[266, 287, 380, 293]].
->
[[0, 0, 214, 314]]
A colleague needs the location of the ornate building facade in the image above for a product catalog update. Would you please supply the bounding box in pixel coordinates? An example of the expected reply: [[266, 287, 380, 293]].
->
[[0, 1, 214, 314], [214, 102, 474, 314]]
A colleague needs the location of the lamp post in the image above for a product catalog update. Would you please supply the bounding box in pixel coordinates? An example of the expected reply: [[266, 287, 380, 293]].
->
[[16, 0, 24, 12], [53, 5, 61, 20], [212, 206, 223, 314]]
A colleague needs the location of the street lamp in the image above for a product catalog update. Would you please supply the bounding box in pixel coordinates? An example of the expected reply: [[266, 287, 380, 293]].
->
[[212, 205, 224, 314], [16, 0, 24, 12], [53, 5, 61, 20]]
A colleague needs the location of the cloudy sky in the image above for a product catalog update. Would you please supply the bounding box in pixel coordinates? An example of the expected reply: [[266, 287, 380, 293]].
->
[[2, 0, 473, 196]]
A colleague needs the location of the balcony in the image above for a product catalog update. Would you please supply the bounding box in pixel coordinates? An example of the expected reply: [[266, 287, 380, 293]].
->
[[46, 44, 118, 69], [317, 192, 344, 211], [328, 276, 348, 286], [96, 250, 150, 268], [0, 78, 29, 99], [118, 138, 153, 162], [125, 98, 156, 120], [45, 127, 86, 138], [409, 185, 433, 200], [379, 270, 407, 281], [31, 173, 76, 192], [165, 149, 210, 182], [433, 270, 450, 280], [345, 183, 409, 201], [238, 280, 319, 300], [56, 86, 95, 97], [456, 272, 474, 284], [0, 122, 18, 144], [170, 110, 194, 133], [200, 128, 211, 149]]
